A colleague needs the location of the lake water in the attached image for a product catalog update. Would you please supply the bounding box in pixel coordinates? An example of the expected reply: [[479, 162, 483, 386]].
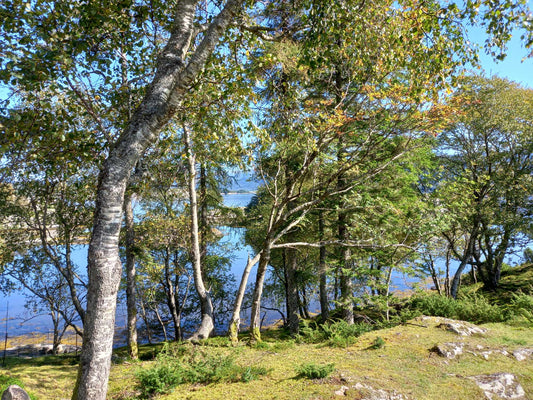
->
[[0, 190, 441, 341]]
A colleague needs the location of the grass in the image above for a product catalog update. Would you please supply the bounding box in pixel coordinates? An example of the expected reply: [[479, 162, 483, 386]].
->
[[1, 264, 532, 399], [2, 320, 531, 400]]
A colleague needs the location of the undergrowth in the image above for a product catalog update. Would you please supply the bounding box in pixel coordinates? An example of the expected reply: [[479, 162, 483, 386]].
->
[[406, 291, 533, 325], [136, 342, 268, 398], [296, 362, 335, 379], [297, 319, 373, 348]]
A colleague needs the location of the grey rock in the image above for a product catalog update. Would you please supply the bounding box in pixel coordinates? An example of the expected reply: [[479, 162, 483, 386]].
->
[[352, 382, 411, 400], [471, 373, 527, 399], [512, 348, 533, 362], [431, 342, 464, 359], [334, 385, 349, 396], [437, 319, 488, 336], [1, 385, 31, 400]]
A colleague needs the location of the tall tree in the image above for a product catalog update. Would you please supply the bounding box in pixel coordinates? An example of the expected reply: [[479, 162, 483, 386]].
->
[[438, 75, 533, 296]]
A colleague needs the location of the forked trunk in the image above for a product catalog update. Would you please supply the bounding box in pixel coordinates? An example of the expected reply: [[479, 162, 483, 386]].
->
[[228, 253, 261, 344], [249, 244, 272, 343]]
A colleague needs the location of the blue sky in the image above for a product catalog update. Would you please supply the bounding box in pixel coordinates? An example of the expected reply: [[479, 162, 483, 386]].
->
[[466, 1, 533, 89], [473, 32, 533, 88]]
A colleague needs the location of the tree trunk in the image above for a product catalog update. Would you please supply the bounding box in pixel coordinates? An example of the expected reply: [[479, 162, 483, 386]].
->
[[123, 191, 138, 359], [286, 247, 300, 335], [163, 249, 181, 340], [249, 242, 272, 343], [318, 213, 329, 322], [138, 297, 153, 344], [184, 124, 214, 340], [338, 206, 354, 324], [72, 2, 244, 397], [228, 253, 261, 345]]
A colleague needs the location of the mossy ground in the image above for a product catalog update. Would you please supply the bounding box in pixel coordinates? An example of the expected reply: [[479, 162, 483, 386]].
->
[[1, 319, 532, 400]]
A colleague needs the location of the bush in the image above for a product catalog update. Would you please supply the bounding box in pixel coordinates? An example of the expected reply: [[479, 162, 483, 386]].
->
[[137, 364, 182, 397], [407, 293, 506, 324], [507, 292, 533, 324], [368, 336, 385, 350], [298, 320, 373, 348], [296, 363, 335, 379], [136, 343, 268, 398]]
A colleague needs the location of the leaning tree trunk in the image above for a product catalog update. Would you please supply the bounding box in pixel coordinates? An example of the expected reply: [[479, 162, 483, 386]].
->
[[123, 191, 138, 359], [72, 2, 245, 398], [228, 253, 261, 345], [249, 242, 273, 343], [184, 124, 214, 340]]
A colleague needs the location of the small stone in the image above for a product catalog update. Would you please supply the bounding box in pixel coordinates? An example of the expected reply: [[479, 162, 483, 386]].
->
[[471, 373, 526, 399], [352, 382, 411, 399], [1, 385, 31, 400], [335, 386, 349, 396]]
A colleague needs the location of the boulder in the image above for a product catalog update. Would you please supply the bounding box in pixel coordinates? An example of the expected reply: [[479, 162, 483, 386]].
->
[[334, 385, 349, 396], [1, 385, 31, 400], [512, 348, 533, 362], [471, 373, 527, 400], [436, 319, 487, 336]]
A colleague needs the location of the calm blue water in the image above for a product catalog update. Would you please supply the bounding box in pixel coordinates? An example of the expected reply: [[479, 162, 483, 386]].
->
[[0, 193, 256, 339], [0, 190, 444, 339]]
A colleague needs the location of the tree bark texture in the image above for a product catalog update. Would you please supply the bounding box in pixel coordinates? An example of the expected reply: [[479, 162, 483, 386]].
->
[[72, 1, 245, 398]]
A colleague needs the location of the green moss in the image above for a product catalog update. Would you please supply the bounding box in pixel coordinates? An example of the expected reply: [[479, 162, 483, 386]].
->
[[249, 326, 262, 344], [228, 321, 239, 346]]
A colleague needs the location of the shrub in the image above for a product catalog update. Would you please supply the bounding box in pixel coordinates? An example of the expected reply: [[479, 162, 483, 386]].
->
[[137, 364, 182, 397], [296, 363, 335, 379], [407, 293, 506, 324], [369, 336, 385, 350], [507, 292, 533, 324], [298, 320, 373, 348], [136, 343, 268, 398]]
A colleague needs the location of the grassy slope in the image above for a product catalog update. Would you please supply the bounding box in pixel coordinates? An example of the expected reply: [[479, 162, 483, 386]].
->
[[1, 264, 532, 399], [2, 319, 531, 400]]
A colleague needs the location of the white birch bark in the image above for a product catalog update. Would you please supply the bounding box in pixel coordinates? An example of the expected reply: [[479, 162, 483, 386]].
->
[[72, 1, 246, 398], [184, 124, 215, 340], [228, 252, 261, 344]]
